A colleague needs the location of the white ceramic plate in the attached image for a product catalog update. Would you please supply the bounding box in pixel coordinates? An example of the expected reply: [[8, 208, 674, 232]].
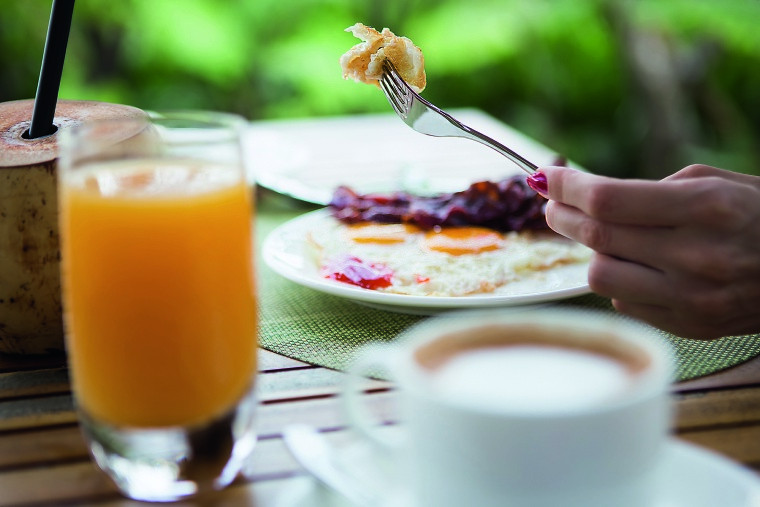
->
[[272, 438, 760, 507], [262, 209, 591, 315], [246, 109, 578, 205]]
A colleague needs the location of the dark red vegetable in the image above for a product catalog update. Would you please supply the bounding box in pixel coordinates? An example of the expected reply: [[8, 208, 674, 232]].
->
[[329, 175, 548, 232]]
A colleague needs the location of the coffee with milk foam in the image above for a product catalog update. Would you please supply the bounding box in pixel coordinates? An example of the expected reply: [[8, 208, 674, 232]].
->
[[415, 323, 650, 414]]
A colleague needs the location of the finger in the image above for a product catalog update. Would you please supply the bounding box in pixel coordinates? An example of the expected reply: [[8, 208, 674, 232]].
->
[[664, 164, 760, 188], [587, 253, 673, 306], [545, 201, 672, 268], [540, 166, 698, 227]]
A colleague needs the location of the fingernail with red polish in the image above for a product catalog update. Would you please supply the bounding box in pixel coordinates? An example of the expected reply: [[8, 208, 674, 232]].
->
[[526, 171, 548, 196]]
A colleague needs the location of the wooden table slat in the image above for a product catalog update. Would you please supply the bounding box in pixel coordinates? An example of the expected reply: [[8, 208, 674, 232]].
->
[[0, 367, 389, 433], [677, 355, 760, 392], [0, 394, 76, 431], [0, 461, 115, 507], [258, 349, 311, 371], [0, 392, 396, 472], [0, 425, 84, 469], [78, 476, 320, 507], [675, 387, 760, 430], [0, 430, 359, 506], [257, 367, 390, 402], [0, 367, 69, 400], [0, 354, 66, 375], [678, 426, 760, 467]]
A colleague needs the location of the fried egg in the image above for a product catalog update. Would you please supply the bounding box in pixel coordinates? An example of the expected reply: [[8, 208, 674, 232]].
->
[[308, 219, 592, 297]]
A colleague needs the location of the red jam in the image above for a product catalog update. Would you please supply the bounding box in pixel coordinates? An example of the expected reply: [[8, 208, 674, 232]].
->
[[322, 255, 393, 290]]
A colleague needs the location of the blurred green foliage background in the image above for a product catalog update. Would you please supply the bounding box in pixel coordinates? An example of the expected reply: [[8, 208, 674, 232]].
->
[[2, 0, 759, 178]]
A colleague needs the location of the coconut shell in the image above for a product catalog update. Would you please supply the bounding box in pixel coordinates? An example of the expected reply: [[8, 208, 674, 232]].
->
[[0, 100, 146, 355]]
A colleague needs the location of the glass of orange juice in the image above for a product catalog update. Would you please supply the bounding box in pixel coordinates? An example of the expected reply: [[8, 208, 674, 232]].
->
[[57, 111, 258, 501]]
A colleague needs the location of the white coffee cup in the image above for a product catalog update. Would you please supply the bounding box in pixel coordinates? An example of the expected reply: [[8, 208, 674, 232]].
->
[[343, 308, 673, 507]]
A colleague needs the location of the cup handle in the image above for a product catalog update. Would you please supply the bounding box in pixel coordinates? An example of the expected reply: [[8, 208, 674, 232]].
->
[[342, 344, 401, 452]]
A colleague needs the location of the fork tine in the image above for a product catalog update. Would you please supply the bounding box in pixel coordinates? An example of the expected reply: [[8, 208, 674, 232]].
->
[[378, 58, 537, 175], [381, 61, 413, 119], [382, 61, 410, 101], [379, 75, 406, 117]]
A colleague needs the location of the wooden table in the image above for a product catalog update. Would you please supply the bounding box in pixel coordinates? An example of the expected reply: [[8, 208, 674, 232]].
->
[[1, 347, 760, 506]]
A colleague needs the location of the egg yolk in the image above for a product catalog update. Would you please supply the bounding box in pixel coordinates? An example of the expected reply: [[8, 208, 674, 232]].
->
[[344, 223, 421, 244], [424, 227, 503, 255]]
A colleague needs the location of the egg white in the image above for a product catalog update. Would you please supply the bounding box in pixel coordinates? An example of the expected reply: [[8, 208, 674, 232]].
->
[[308, 219, 592, 297]]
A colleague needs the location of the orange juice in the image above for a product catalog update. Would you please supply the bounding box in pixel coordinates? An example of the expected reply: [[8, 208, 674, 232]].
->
[[60, 159, 257, 428]]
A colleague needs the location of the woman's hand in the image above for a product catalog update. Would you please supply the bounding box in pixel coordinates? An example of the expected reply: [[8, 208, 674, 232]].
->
[[535, 164, 760, 339]]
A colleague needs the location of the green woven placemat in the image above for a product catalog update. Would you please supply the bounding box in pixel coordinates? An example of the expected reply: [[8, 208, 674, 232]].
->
[[256, 201, 760, 382]]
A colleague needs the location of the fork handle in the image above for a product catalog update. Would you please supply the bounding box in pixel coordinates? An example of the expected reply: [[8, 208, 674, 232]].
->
[[461, 125, 538, 175], [440, 110, 538, 175]]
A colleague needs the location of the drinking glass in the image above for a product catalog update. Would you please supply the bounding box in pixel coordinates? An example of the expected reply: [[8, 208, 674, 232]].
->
[[58, 111, 258, 501]]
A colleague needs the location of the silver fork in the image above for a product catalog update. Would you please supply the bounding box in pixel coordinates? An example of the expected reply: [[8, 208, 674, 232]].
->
[[379, 61, 537, 175]]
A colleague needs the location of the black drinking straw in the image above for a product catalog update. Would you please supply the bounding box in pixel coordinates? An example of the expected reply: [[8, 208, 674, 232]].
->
[[27, 0, 76, 139]]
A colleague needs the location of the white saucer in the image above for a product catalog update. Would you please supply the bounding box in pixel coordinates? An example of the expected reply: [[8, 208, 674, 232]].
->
[[273, 438, 760, 507]]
